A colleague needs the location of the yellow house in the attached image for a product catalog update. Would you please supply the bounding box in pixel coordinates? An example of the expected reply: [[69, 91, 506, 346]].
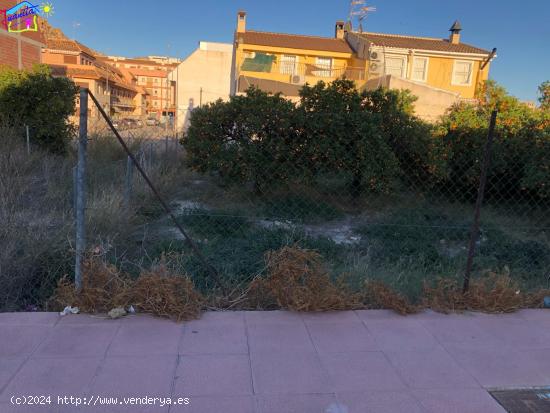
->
[[233, 12, 368, 98], [232, 12, 496, 119]]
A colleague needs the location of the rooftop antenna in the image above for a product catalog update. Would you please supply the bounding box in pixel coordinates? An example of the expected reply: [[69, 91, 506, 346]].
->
[[348, 0, 376, 33]]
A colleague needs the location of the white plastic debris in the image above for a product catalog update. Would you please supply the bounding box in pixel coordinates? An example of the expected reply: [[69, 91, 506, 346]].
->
[[326, 403, 349, 413], [127, 305, 136, 314], [108, 307, 127, 319], [59, 306, 80, 316]]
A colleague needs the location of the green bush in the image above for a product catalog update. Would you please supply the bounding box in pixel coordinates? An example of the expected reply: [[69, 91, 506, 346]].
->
[[437, 80, 550, 200], [184, 87, 299, 194], [0, 64, 78, 153], [298, 80, 400, 197], [185, 80, 434, 198]]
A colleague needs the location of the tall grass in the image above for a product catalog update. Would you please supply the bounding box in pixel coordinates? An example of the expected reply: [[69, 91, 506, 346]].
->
[[0, 127, 189, 311]]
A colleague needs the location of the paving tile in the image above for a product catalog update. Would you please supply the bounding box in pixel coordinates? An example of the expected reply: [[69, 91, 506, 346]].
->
[[444, 343, 547, 388], [0, 401, 78, 413], [180, 323, 248, 355], [248, 321, 314, 354], [0, 325, 51, 357], [89, 355, 176, 397], [355, 309, 408, 322], [0, 357, 101, 402], [169, 396, 255, 413], [307, 322, 378, 353], [337, 390, 426, 413], [35, 325, 118, 357], [245, 311, 304, 326], [56, 314, 117, 325], [0, 358, 26, 390], [384, 348, 479, 389], [251, 352, 330, 395], [82, 401, 168, 413], [419, 317, 499, 346], [187, 311, 245, 327], [320, 352, 406, 392], [174, 354, 252, 396], [362, 319, 440, 352], [413, 388, 506, 413], [108, 322, 182, 356], [524, 349, 550, 384], [516, 309, 550, 321], [475, 318, 550, 350], [0, 312, 59, 326], [257, 394, 338, 413], [301, 311, 360, 324]]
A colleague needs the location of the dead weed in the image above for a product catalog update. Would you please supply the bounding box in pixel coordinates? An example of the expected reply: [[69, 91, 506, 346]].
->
[[261, 246, 361, 312], [52, 256, 203, 322], [423, 272, 550, 314]]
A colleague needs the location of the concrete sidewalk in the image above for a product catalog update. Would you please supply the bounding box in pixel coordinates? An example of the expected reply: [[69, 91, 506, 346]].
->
[[1, 309, 549, 412]]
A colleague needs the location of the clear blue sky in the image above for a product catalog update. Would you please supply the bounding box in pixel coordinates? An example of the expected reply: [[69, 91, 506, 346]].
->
[[47, 0, 549, 102]]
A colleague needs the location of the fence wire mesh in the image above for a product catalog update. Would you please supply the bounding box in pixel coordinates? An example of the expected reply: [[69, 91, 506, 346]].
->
[[1, 82, 549, 311]]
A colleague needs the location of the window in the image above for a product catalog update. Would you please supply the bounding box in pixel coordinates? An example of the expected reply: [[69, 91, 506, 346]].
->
[[452, 60, 473, 86], [280, 55, 298, 75], [411, 57, 429, 82], [385, 57, 405, 77], [314, 57, 333, 77]]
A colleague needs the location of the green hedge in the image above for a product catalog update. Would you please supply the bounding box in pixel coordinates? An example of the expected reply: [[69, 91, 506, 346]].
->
[[0, 64, 78, 154]]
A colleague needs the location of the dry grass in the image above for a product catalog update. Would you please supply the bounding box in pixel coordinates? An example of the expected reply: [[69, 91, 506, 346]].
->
[[52, 256, 203, 322], [423, 272, 550, 314], [259, 246, 362, 312], [362, 281, 418, 315]]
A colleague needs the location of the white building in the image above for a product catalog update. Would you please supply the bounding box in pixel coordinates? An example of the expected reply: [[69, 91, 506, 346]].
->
[[170, 42, 233, 131]]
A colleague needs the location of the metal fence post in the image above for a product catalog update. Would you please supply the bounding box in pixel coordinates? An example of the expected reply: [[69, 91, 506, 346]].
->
[[75, 88, 88, 292], [25, 125, 30, 155], [463, 110, 498, 293], [72, 166, 77, 217], [124, 155, 133, 209]]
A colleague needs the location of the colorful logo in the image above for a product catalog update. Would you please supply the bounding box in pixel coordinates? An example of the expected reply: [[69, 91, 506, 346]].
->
[[1, 1, 54, 33]]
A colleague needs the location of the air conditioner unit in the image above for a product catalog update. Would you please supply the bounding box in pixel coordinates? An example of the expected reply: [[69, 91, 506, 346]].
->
[[291, 74, 306, 85], [370, 51, 380, 61], [369, 62, 384, 75]]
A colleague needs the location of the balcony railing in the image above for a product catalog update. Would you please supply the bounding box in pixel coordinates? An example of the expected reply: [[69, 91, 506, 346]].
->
[[111, 96, 136, 109], [240, 59, 366, 82]]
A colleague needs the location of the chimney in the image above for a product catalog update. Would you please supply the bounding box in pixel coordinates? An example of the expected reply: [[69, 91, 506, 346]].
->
[[449, 20, 462, 44], [335, 20, 345, 39], [237, 11, 247, 33]]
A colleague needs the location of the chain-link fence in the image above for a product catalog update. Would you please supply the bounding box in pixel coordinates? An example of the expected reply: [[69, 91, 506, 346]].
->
[[2, 83, 549, 311]]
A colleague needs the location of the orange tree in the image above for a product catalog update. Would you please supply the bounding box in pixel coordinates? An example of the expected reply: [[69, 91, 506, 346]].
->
[[436, 80, 550, 200], [0, 64, 78, 154], [298, 79, 400, 197], [183, 87, 300, 194]]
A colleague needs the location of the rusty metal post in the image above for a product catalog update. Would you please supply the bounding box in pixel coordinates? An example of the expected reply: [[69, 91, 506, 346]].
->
[[463, 110, 498, 293], [75, 88, 89, 292]]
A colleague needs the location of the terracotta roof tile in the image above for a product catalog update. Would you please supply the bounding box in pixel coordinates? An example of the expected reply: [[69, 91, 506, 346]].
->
[[239, 30, 353, 54], [357, 32, 491, 55], [45, 38, 97, 57]]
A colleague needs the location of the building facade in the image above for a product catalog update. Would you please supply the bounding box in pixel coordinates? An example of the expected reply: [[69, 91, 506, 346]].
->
[[0, 0, 44, 69], [42, 35, 145, 123], [234, 12, 365, 99], [98, 55, 178, 121], [232, 11, 496, 119], [170, 41, 233, 131]]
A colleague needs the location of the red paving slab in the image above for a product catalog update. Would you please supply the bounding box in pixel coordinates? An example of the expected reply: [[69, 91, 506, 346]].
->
[[0, 310, 548, 413]]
